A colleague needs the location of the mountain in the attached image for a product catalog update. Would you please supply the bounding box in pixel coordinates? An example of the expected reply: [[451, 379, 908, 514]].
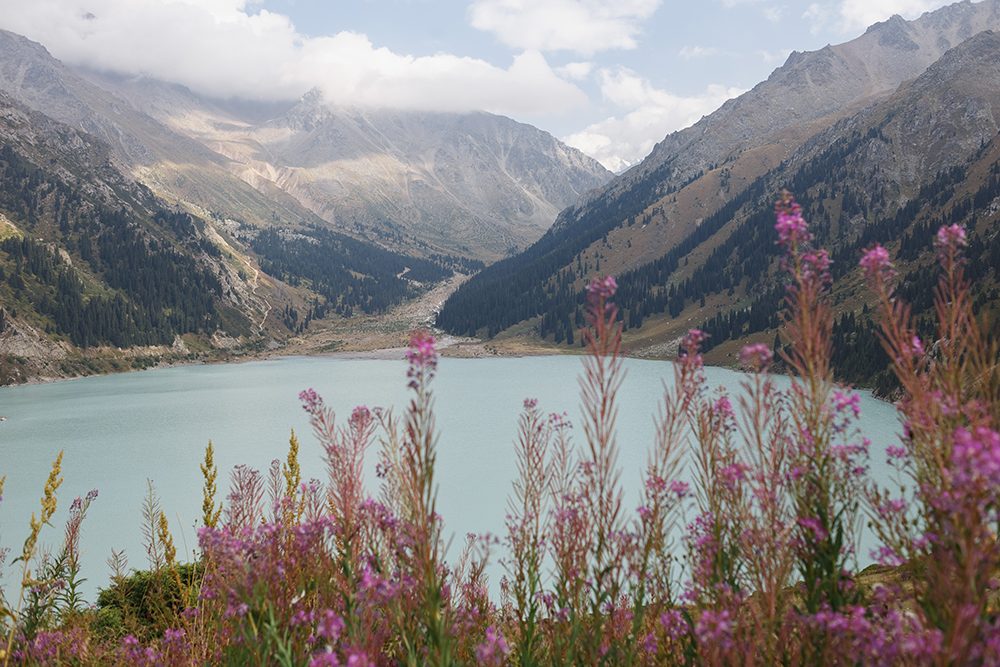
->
[[72, 74, 612, 261], [0, 87, 256, 383], [0, 83, 459, 383], [0, 30, 329, 236], [569, 0, 1000, 233], [437, 3, 1000, 390], [0, 30, 611, 263], [0, 26, 612, 382]]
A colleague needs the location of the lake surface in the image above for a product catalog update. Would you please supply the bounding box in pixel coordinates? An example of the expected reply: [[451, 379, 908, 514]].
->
[[0, 354, 904, 602]]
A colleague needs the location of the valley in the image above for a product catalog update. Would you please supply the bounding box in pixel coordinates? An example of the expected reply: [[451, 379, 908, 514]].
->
[[4, 0, 1000, 393]]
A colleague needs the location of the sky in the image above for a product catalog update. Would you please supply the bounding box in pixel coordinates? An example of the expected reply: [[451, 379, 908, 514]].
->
[[0, 0, 962, 171]]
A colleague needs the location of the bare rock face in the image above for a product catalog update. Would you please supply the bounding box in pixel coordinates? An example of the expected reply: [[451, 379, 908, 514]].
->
[[789, 29, 1000, 194], [0, 313, 67, 360]]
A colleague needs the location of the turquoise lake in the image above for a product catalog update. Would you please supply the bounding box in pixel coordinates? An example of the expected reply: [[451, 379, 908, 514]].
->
[[0, 354, 904, 601]]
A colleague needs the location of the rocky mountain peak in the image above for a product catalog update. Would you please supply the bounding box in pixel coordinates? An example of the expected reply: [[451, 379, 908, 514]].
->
[[559, 0, 1000, 233]]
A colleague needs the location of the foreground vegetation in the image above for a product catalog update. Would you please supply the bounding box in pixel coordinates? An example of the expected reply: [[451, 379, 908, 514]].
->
[[1, 193, 998, 665]]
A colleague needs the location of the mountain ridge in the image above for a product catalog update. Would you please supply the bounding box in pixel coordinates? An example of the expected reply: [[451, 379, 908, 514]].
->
[[71, 69, 612, 261], [437, 2, 1000, 391]]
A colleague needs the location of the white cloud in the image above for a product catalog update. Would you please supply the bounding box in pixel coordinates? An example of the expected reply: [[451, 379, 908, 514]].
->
[[562, 68, 744, 171], [803, 2, 831, 32], [759, 48, 794, 64], [763, 6, 784, 22], [555, 61, 595, 80], [834, 0, 942, 32], [468, 0, 660, 55], [718, 0, 785, 25], [0, 0, 588, 114], [678, 46, 732, 60]]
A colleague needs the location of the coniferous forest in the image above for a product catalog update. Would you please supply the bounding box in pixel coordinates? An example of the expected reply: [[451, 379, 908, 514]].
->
[[0, 143, 226, 348]]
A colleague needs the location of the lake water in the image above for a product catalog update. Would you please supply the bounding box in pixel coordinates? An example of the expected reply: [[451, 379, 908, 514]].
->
[[0, 354, 904, 602]]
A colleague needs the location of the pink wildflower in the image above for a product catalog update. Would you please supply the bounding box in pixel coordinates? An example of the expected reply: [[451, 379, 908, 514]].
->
[[950, 426, 1000, 493], [669, 480, 690, 498], [695, 608, 733, 650], [316, 610, 345, 642], [775, 196, 811, 249], [349, 405, 371, 430], [798, 516, 829, 541], [802, 247, 833, 285], [300, 388, 323, 415], [872, 545, 905, 567], [832, 391, 862, 420], [406, 329, 437, 386], [860, 244, 895, 283], [473, 626, 510, 666], [660, 609, 688, 640], [886, 444, 907, 461], [934, 223, 967, 253], [686, 329, 707, 346], [585, 275, 617, 300], [679, 329, 708, 369], [739, 343, 773, 371]]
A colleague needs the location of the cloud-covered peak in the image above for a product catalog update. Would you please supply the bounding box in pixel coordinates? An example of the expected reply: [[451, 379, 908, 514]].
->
[[0, 0, 587, 115]]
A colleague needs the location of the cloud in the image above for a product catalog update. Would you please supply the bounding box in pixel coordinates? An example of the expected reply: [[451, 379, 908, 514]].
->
[[468, 0, 660, 55], [804, 0, 945, 33], [562, 68, 744, 171], [803, 2, 831, 32], [0, 0, 587, 114], [759, 48, 794, 64], [555, 61, 595, 80], [678, 46, 732, 60], [716, 0, 784, 25], [763, 6, 783, 22], [836, 0, 940, 30]]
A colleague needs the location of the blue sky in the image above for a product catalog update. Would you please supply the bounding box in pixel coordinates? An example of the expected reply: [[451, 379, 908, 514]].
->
[[0, 0, 958, 170]]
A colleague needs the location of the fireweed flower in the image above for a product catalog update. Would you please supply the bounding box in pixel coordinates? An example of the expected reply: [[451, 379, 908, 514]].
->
[[798, 516, 829, 541], [300, 388, 323, 415], [738, 343, 773, 372], [406, 328, 437, 387], [349, 404, 372, 430], [950, 425, 1000, 495], [801, 247, 833, 286], [832, 390, 862, 421], [660, 609, 688, 640], [885, 444, 907, 461], [549, 411, 572, 430], [934, 223, 967, 258], [774, 195, 811, 249], [473, 625, 510, 665], [860, 244, 895, 284], [586, 275, 617, 301], [679, 329, 708, 371], [695, 608, 734, 650], [669, 480, 690, 499]]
